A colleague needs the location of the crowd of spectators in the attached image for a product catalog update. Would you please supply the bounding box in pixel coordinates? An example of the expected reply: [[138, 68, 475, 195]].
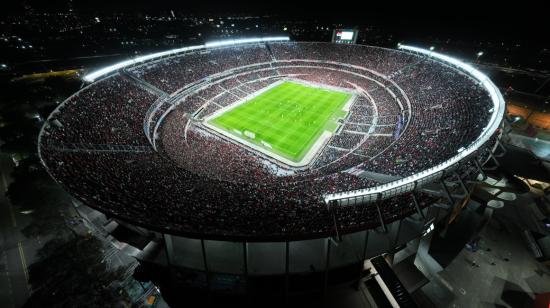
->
[[43, 74, 157, 147], [360, 60, 492, 177], [131, 44, 272, 93], [39, 42, 496, 239]]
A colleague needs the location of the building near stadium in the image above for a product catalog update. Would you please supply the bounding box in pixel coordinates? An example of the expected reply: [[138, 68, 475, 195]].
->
[[38, 36, 506, 304]]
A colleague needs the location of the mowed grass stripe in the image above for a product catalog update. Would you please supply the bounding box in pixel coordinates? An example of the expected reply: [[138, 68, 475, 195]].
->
[[213, 101, 311, 143], [209, 81, 351, 162], [213, 95, 321, 147], [212, 84, 346, 158], [222, 88, 345, 153], [218, 93, 325, 151], [221, 94, 340, 156]]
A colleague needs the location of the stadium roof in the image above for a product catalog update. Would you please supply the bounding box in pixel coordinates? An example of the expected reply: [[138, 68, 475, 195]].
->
[[83, 36, 290, 82]]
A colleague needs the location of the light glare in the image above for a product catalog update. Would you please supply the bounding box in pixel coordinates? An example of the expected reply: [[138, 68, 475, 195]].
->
[[83, 36, 289, 82]]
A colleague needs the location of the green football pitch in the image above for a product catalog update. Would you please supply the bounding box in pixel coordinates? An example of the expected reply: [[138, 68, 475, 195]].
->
[[207, 81, 352, 164]]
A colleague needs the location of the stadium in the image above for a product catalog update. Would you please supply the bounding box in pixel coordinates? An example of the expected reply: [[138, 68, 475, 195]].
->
[[37, 37, 506, 300]]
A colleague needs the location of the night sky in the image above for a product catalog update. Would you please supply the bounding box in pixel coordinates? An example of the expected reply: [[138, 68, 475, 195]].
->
[[2, 0, 548, 46]]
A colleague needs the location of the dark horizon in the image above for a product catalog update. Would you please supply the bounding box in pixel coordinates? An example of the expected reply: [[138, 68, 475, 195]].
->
[[3, 0, 548, 47]]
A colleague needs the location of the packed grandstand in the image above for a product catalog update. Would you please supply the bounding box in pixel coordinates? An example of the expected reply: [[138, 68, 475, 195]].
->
[[38, 39, 504, 240]]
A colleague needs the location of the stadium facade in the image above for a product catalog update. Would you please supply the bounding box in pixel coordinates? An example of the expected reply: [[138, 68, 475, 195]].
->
[[38, 37, 506, 302]]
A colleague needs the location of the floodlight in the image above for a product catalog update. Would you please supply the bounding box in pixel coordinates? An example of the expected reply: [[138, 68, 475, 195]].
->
[[83, 36, 289, 82]]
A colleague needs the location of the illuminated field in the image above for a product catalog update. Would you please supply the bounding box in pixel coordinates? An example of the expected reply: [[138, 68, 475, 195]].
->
[[206, 81, 352, 166]]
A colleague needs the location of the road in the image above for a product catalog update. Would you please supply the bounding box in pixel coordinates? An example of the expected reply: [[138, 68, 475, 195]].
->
[[0, 152, 166, 307], [0, 154, 44, 308]]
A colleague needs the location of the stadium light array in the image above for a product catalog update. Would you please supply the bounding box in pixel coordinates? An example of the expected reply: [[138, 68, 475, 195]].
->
[[83, 45, 204, 82], [83, 36, 289, 82], [204, 36, 290, 48], [323, 44, 505, 204]]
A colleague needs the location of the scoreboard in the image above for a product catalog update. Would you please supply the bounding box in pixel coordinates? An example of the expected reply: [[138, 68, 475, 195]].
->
[[332, 29, 358, 44]]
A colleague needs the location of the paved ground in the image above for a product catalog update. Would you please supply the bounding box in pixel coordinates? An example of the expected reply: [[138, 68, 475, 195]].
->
[[0, 152, 167, 307], [419, 183, 550, 308], [0, 154, 86, 307], [0, 154, 38, 308]]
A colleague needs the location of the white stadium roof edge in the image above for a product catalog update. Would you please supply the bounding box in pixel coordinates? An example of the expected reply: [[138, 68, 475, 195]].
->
[[81, 37, 504, 204], [82, 36, 290, 82], [323, 44, 505, 203]]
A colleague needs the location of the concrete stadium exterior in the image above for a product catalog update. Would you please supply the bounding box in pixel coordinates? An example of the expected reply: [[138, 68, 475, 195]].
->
[[37, 38, 506, 299]]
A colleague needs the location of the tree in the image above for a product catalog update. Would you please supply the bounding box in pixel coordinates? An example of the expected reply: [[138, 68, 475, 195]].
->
[[0, 76, 81, 239], [6, 156, 74, 237], [24, 235, 131, 308], [0, 95, 42, 157]]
